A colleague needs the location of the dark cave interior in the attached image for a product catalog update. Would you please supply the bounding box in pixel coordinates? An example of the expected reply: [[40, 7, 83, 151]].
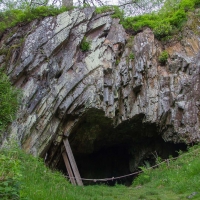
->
[[48, 109, 188, 186], [57, 139, 187, 186]]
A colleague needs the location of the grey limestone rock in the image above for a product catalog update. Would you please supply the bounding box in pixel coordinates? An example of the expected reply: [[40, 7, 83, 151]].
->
[[0, 8, 200, 158]]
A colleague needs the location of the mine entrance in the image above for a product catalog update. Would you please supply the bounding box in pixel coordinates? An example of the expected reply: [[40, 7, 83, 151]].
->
[[51, 109, 187, 186]]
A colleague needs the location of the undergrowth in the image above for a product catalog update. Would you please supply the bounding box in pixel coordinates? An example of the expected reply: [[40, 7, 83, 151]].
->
[[0, 141, 22, 200], [1, 141, 200, 200], [0, 71, 20, 134]]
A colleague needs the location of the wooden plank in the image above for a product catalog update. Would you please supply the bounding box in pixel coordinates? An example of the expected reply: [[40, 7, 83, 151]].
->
[[63, 119, 78, 137], [63, 138, 83, 186], [62, 151, 76, 185]]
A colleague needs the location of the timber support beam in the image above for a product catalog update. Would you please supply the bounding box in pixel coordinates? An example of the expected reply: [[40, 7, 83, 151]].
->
[[63, 138, 83, 186]]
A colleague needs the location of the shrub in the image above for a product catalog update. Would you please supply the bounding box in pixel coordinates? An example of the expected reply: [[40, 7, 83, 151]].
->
[[158, 50, 169, 65], [129, 52, 135, 60], [153, 22, 173, 39], [80, 36, 91, 52], [0, 71, 20, 133], [0, 142, 22, 200]]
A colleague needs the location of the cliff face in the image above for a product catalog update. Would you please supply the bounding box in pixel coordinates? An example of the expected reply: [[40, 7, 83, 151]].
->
[[0, 8, 200, 171]]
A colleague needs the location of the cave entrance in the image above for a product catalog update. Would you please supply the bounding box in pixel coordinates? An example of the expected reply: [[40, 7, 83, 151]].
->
[[50, 109, 187, 186]]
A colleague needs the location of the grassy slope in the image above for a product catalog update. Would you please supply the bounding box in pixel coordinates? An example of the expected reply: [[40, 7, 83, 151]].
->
[[1, 143, 200, 200]]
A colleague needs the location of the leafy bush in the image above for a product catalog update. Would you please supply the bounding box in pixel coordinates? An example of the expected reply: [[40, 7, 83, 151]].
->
[[80, 36, 91, 52], [153, 22, 173, 39], [0, 179, 21, 200], [159, 50, 169, 65], [0, 143, 22, 200], [0, 71, 20, 133]]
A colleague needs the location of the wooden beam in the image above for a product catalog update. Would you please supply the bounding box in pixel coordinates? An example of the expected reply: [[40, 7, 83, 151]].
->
[[63, 119, 78, 137], [63, 138, 83, 186], [62, 151, 76, 185]]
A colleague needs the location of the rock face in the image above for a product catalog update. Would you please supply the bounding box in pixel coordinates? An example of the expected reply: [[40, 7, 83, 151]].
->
[[0, 8, 200, 175]]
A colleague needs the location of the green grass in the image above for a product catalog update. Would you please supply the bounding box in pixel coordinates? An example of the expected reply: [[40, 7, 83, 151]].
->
[[132, 144, 200, 199], [1, 142, 200, 200]]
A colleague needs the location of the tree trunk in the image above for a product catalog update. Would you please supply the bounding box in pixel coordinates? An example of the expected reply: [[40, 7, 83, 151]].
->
[[62, 0, 73, 7]]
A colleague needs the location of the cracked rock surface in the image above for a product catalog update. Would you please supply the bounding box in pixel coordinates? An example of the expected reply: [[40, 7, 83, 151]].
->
[[0, 8, 200, 159]]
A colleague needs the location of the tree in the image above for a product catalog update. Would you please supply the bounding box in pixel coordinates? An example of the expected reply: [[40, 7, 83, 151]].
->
[[0, 0, 50, 10]]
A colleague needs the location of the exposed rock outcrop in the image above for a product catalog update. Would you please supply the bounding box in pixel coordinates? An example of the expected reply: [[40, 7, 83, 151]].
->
[[0, 8, 200, 173]]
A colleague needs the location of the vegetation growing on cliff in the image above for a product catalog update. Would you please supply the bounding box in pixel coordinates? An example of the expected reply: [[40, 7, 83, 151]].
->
[[0, 6, 73, 34], [94, 0, 200, 40], [95, 5, 124, 21], [0, 0, 200, 39], [0, 71, 20, 134], [1, 142, 200, 199], [159, 50, 168, 65], [122, 0, 200, 39], [80, 37, 91, 52]]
